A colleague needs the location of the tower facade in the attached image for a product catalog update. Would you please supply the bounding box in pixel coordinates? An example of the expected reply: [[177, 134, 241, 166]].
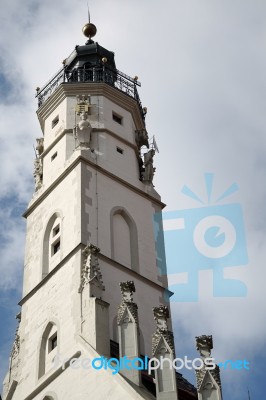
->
[[2, 23, 197, 400]]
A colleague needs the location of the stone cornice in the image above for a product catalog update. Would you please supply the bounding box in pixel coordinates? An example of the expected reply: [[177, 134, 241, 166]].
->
[[19, 244, 172, 307], [99, 253, 173, 296], [23, 351, 81, 400], [37, 82, 145, 133], [23, 154, 165, 218], [19, 243, 83, 306]]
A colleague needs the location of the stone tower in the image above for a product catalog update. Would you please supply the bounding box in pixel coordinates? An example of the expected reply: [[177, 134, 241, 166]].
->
[[2, 22, 197, 400]]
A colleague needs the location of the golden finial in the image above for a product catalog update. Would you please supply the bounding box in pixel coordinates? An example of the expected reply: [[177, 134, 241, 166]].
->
[[82, 3, 97, 39]]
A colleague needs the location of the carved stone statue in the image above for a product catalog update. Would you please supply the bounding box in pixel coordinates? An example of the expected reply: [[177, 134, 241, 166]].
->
[[137, 154, 144, 181], [143, 149, 155, 183], [135, 129, 149, 150], [74, 94, 92, 148], [36, 138, 44, 156], [74, 111, 92, 148], [33, 158, 43, 191]]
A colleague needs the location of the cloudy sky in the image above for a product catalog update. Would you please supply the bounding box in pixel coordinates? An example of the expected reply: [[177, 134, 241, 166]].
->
[[0, 1, 265, 399]]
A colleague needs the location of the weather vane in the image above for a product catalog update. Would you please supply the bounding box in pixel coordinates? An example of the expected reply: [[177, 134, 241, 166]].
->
[[82, 2, 97, 40]]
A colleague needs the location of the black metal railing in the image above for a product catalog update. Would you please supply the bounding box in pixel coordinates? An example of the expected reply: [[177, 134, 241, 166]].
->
[[36, 64, 144, 119]]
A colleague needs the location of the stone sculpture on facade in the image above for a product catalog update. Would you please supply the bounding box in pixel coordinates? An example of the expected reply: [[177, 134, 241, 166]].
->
[[33, 158, 43, 191], [152, 305, 178, 400], [135, 128, 149, 150], [74, 94, 92, 148], [195, 335, 222, 400], [79, 243, 105, 297], [36, 137, 44, 156], [10, 330, 20, 361], [143, 149, 156, 184], [117, 281, 138, 324]]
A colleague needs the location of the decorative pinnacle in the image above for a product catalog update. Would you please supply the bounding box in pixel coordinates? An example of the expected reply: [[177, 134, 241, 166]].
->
[[120, 281, 136, 302], [196, 335, 213, 358], [153, 305, 169, 331], [82, 5, 97, 39]]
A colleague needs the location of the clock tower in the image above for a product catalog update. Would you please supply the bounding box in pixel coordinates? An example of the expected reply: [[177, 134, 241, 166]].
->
[[2, 21, 198, 400]]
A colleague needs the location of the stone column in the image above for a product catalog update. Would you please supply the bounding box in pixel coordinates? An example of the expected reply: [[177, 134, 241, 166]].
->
[[79, 243, 110, 357], [152, 305, 178, 400], [195, 335, 223, 400], [117, 281, 141, 386]]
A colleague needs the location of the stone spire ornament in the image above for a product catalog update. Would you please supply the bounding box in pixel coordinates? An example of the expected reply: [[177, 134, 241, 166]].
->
[[82, 7, 97, 42], [117, 281, 140, 385], [195, 335, 223, 400], [79, 243, 110, 357], [79, 243, 105, 297], [152, 305, 178, 400]]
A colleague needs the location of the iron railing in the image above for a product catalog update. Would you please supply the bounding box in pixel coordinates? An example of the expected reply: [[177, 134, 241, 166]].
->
[[36, 64, 144, 119]]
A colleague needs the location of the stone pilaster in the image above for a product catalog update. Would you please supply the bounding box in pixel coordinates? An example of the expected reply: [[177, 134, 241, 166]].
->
[[80, 244, 109, 357], [117, 281, 141, 386], [195, 335, 223, 400], [152, 305, 178, 400]]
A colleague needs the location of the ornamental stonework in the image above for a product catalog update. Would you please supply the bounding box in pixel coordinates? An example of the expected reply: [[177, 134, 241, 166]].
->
[[79, 243, 105, 293], [152, 330, 175, 356], [195, 335, 222, 392], [152, 305, 175, 356], [117, 281, 138, 325]]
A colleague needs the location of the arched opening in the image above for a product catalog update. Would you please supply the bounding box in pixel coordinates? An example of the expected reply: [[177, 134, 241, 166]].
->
[[42, 394, 57, 400], [110, 207, 139, 272], [38, 322, 58, 379], [42, 212, 62, 278]]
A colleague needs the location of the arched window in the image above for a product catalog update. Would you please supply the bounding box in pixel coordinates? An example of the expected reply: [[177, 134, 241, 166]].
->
[[42, 394, 57, 400], [42, 212, 62, 278], [38, 322, 59, 379], [110, 207, 139, 272]]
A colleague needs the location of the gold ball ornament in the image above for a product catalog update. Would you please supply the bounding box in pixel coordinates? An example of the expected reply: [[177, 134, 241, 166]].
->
[[82, 23, 97, 39]]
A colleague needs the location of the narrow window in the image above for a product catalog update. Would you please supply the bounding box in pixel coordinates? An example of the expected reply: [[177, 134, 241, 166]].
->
[[51, 152, 57, 161], [52, 240, 60, 255], [52, 115, 59, 129], [48, 333, 57, 353], [53, 224, 60, 237], [39, 322, 58, 378], [42, 214, 62, 278], [116, 147, 124, 154], [112, 112, 123, 125]]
